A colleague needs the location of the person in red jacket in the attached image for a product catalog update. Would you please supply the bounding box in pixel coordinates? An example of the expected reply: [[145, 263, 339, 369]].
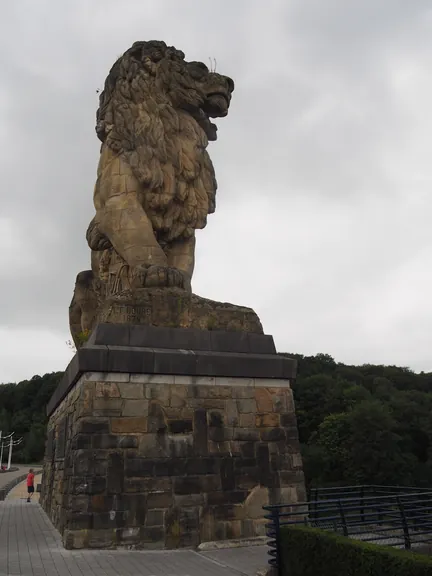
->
[[26, 469, 35, 503]]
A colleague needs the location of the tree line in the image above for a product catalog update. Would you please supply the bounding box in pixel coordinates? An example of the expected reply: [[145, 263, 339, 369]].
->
[[1, 354, 432, 490], [0, 372, 61, 463], [285, 353, 432, 489]]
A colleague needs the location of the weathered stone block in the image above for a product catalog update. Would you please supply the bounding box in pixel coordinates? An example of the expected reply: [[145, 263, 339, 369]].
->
[[193, 408, 208, 456], [280, 412, 298, 427], [260, 427, 286, 442], [125, 457, 154, 477], [255, 388, 274, 413], [77, 418, 110, 435], [147, 403, 167, 433], [185, 457, 218, 475], [154, 458, 186, 477], [237, 399, 257, 413], [146, 509, 165, 526], [140, 526, 165, 546], [70, 476, 107, 495], [208, 410, 224, 427], [147, 491, 173, 508], [67, 512, 93, 530], [112, 417, 148, 434], [95, 382, 121, 398], [124, 477, 171, 494], [138, 433, 167, 458], [87, 529, 116, 549], [145, 384, 171, 404], [233, 428, 260, 442], [93, 511, 127, 530], [107, 452, 124, 494], [173, 493, 205, 507], [239, 441, 256, 458], [73, 450, 108, 476], [208, 426, 233, 442], [73, 434, 92, 449], [225, 400, 239, 426], [122, 399, 149, 417], [207, 490, 248, 505], [118, 382, 144, 398], [167, 419, 193, 434], [239, 413, 255, 427], [256, 413, 280, 428], [93, 398, 123, 414]]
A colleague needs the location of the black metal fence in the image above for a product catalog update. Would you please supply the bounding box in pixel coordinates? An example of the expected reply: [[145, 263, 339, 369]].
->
[[263, 485, 432, 573]]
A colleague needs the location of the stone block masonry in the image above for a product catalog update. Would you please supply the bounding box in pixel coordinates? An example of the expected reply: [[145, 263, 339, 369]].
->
[[41, 324, 304, 550], [41, 372, 305, 550]]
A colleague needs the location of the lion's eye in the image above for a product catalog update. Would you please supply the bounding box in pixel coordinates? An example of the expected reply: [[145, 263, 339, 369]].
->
[[188, 62, 208, 80]]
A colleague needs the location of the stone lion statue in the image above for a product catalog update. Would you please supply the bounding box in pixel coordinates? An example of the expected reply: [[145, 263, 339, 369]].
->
[[69, 41, 258, 344], [90, 40, 233, 290]]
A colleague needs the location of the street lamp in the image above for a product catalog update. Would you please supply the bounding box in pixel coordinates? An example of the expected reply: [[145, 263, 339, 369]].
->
[[0, 432, 23, 470], [8, 437, 23, 470]]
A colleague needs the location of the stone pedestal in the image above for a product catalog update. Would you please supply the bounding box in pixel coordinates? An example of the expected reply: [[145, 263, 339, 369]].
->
[[41, 324, 305, 550]]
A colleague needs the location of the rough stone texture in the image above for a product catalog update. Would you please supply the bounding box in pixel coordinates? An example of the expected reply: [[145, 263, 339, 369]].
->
[[69, 40, 245, 346], [41, 373, 305, 550]]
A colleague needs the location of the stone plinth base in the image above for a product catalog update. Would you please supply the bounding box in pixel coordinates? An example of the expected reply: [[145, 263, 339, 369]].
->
[[41, 325, 304, 550]]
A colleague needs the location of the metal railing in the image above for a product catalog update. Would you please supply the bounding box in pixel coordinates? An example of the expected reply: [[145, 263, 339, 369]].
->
[[263, 485, 432, 574]]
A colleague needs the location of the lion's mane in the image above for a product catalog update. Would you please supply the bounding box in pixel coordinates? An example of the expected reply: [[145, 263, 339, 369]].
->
[[95, 40, 217, 242]]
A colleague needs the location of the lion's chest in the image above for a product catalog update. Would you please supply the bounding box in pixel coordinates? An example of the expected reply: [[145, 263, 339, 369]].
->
[[143, 115, 216, 232]]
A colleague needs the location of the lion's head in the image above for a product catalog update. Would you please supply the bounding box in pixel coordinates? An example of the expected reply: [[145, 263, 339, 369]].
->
[[96, 40, 234, 143], [93, 41, 234, 241]]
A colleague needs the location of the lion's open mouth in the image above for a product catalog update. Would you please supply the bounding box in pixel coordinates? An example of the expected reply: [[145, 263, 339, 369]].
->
[[192, 109, 218, 141], [193, 91, 230, 141]]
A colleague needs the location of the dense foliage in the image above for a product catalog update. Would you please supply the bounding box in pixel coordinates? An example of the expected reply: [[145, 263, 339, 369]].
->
[[0, 372, 62, 463], [284, 353, 432, 489], [280, 525, 432, 576]]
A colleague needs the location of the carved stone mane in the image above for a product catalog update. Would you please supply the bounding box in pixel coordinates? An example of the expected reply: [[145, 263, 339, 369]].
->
[[92, 40, 233, 242]]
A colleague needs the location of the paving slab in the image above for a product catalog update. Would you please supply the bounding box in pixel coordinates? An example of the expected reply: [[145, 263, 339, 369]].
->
[[0, 493, 268, 576]]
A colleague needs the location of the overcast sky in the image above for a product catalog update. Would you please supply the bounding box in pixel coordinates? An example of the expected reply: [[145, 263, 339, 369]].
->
[[0, 0, 431, 383]]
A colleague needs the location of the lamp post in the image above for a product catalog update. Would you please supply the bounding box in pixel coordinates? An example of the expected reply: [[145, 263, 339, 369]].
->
[[0, 432, 13, 470], [7, 436, 23, 470]]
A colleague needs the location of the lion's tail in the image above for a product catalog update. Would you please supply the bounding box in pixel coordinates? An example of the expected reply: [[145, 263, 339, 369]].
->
[[86, 217, 112, 251]]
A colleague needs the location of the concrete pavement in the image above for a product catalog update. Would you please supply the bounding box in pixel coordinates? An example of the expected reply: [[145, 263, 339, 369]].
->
[[0, 479, 269, 576]]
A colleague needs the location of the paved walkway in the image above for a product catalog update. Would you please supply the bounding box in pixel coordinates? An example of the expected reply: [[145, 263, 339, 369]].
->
[[0, 485, 268, 576]]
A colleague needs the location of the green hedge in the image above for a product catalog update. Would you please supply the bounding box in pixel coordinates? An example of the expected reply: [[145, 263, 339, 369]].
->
[[280, 525, 432, 576]]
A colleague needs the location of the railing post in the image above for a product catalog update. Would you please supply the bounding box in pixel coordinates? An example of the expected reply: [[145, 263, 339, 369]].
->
[[313, 488, 318, 522], [337, 499, 349, 537], [397, 497, 411, 550], [272, 508, 284, 576], [377, 504, 383, 525]]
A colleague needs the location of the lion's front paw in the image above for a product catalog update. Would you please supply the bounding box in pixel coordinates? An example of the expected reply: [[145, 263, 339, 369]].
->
[[144, 266, 186, 289]]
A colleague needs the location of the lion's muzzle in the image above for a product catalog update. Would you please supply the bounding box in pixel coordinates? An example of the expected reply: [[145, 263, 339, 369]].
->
[[203, 74, 234, 118]]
